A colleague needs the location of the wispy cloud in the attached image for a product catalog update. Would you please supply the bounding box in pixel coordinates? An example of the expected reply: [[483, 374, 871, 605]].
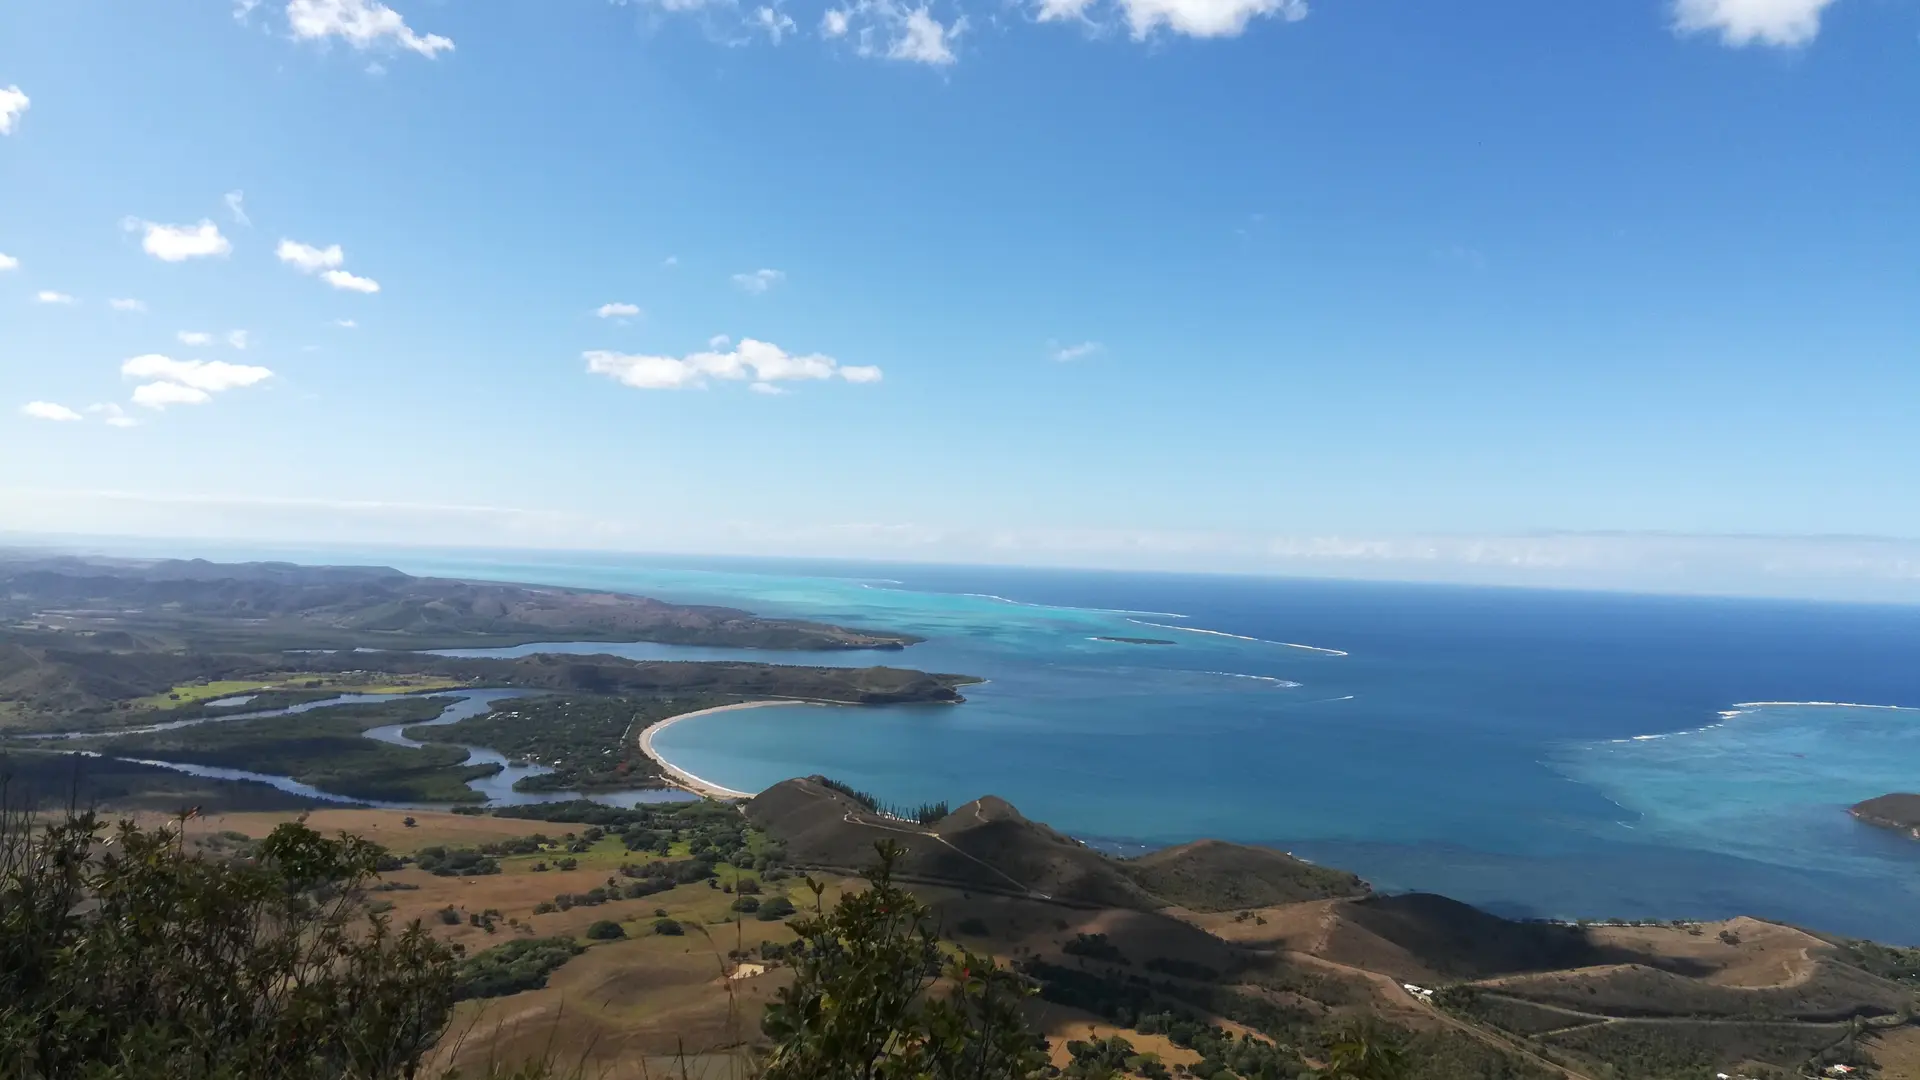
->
[[20, 401, 82, 422], [821, 1, 965, 64], [225, 190, 251, 226], [1049, 340, 1102, 362], [109, 298, 147, 313], [0, 86, 28, 135], [87, 403, 139, 428], [334, 318, 358, 328], [227, 329, 251, 349], [585, 337, 882, 391], [0, 253, 18, 272], [124, 219, 233, 262], [730, 268, 786, 294], [177, 331, 214, 346], [34, 291, 76, 305], [1671, 0, 1839, 46], [595, 302, 643, 319], [285, 0, 455, 58]]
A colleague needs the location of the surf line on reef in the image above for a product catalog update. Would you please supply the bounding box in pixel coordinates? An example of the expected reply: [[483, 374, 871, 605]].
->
[[1126, 619, 1349, 657], [639, 700, 816, 800]]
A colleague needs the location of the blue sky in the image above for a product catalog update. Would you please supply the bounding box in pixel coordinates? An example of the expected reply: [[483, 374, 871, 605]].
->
[[1, 0, 1916, 599]]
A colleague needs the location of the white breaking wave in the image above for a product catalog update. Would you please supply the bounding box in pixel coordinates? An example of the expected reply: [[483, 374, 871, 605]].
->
[[1730, 700, 1916, 711], [1201, 671, 1303, 688], [1127, 619, 1349, 657], [965, 592, 1190, 620]]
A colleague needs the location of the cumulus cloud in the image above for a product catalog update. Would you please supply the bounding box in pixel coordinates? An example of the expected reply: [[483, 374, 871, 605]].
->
[[585, 337, 882, 392], [122, 354, 273, 410], [731, 268, 786, 294], [1105, 0, 1305, 38], [178, 331, 214, 346], [21, 401, 82, 422], [322, 269, 381, 293], [1049, 340, 1101, 362], [125, 219, 232, 262], [132, 382, 212, 409], [0, 253, 17, 271], [285, 0, 454, 57], [276, 239, 345, 271], [0, 86, 27, 135], [595, 302, 643, 319], [87, 403, 139, 428], [1671, 0, 1838, 46], [821, 1, 965, 64], [34, 291, 76, 305], [279, 239, 381, 293], [109, 298, 147, 312], [225, 190, 250, 226]]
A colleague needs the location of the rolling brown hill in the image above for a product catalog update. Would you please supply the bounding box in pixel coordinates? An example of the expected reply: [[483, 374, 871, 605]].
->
[[1119, 838, 1370, 911]]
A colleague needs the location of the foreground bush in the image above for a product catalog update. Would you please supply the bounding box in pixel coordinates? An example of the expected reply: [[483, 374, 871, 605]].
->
[[761, 842, 1050, 1080], [0, 802, 458, 1080]]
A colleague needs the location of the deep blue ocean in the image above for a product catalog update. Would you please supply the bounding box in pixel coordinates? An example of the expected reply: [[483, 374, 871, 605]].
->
[[66, 540, 1920, 942]]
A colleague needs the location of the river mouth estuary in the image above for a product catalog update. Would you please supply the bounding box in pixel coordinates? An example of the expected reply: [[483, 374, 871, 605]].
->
[[35, 689, 696, 810]]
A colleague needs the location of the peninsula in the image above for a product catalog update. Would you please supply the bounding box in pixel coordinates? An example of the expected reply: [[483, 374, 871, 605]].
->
[[1850, 793, 1920, 840]]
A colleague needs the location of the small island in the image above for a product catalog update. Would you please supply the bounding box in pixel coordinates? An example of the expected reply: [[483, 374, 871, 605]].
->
[[1850, 793, 1920, 840], [1092, 635, 1177, 646]]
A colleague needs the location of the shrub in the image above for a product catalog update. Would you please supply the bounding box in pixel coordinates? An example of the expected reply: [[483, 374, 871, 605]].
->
[[732, 895, 762, 913], [453, 936, 584, 1000], [653, 918, 684, 936], [0, 804, 458, 1079], [585, 920, 626, 941], [758, 895, 798, 921]]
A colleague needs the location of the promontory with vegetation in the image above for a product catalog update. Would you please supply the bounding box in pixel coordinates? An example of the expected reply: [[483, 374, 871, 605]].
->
[[1853, 794, 1920, 841]]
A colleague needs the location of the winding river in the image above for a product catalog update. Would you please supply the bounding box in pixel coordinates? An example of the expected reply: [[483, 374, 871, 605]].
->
[[30, 689, 695, 810]]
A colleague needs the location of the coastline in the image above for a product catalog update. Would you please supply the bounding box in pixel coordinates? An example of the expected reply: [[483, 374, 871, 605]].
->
[[639, 700, 812, 800]]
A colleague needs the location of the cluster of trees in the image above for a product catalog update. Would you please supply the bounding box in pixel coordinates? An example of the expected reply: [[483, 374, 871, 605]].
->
[[413, 695, 734, 793], [453, 937, 585, 1001], [814, 777, 953, 824], [413, 845, 501, 877]]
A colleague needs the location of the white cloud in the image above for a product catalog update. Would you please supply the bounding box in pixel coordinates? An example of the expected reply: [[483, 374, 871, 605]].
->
[[1671, 0, 1838, 46], [708, 334, 732, 348], [109, 298, 147, 312], [335, 318, 358, 328], [0, 86, 27, 135], [178, 331, 213, 346], [322, 268, 381, 293], [595, 302, 643, 318], [662, 255, 679, 267], [235, 0, 262, 20], [87, 403, 139, 428], [227, 330, 251, 349], [125, 219, 232, 262], [1049, 340, 1101, 362], [731, 268, 786, 294], [277, 239, 345, 271], [0, 253, 18, 271], [1108, 0, 1306, 38], [132, 382, 213, 409], [585, 337, 882, 392], [890, 6, 962, 63], [123, 355, 274, 392], [34, 291, 76, 305], [225, 190, 251, 226], [122, 355, 273, 411], [285, 0, 455, 58], [749, 381, 787, 395], [21, 401, 82, 422], [1034, 0, 1097, 20], [754, 6, 798, 41], [822, 1, 964, 64]]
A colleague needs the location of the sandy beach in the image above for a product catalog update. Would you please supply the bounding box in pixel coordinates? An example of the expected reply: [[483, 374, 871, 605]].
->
[[638, 700, 812, 799]]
